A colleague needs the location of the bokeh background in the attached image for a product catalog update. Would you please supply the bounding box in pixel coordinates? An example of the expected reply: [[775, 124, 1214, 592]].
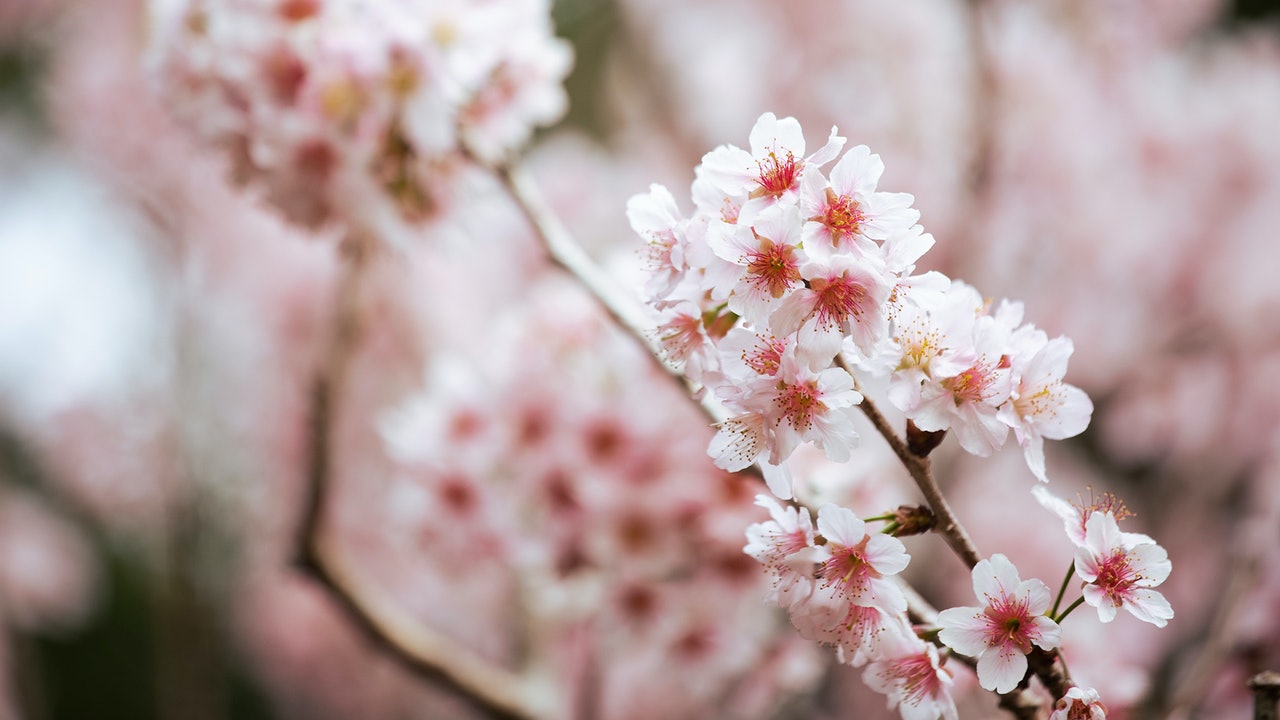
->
[[2, 0, 1280, 718]]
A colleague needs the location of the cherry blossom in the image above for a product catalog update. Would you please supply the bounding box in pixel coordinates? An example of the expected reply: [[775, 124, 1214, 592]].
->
[[706, 412, 793, 498], [1075, 512, 1174, 627], [789, 584, 915, 667], [998, 330, 1094, 482], [717, 328, 790, 382], [1031, 485, 1141, 549], [863, 633, 959, 720], [708, 204, 808, 326], [628, 183, 692, 301], [769, 254, 893, 369], [651, 300, 718, 383], [909, 304, 1017, 456], [699, 112, 844, 218], [799, 144, 920, 259], [148, 0, 571, 233], [803, 504, 909, 613], [744, 494, 816, 606], [748, 351, 863, 466], [937, 553, 1061, 694], [1050, 686, 1108, 720]]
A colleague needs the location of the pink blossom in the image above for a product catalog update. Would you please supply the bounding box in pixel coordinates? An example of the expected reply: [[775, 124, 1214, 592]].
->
[[717, 328, 790, 382], [789, 586, 915, 667], [1050, 686, 1108, 720], [1031, 485, 1143, 550], [910, 305, 1016, 457], [863, 634, 959, 720], [1075, 512, 1174, 627], [998, 330, 1093, 482], [799, 144, 920, 259], [706, 412, 793, 497], [885, 281, 976, 413], [652, 301, 718, 383], [748, 352, 863, 466], [937, 553, 1061, 694], [699, 112, 844, 218], [744, 494, 816, 606], [770, 254, 893, 370], [709, 204, 808, 327], [805, 504, 910, 613]]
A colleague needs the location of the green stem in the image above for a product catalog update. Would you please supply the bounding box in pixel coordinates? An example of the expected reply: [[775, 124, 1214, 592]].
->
[[863, 513, 896, 523], [1054, 596, 1086, 624], [1051, 562, 1075, 618]]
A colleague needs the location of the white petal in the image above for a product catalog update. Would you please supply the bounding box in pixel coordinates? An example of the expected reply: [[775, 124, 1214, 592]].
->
[[977, 646, 1028, 694], [937, 607, 990, 657]]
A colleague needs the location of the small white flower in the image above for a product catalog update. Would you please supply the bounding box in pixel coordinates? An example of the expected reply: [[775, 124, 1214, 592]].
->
[[937, 554, 1061, 694]]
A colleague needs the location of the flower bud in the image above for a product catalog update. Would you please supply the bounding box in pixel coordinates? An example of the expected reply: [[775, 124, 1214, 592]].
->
[[889, 505, 935, 537]]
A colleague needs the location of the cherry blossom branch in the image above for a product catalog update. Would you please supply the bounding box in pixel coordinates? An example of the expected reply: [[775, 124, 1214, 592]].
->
[[841, 359, 1068, 717], [491, 158, 1068, 717], [494, 162, 730, 420], [293, 233, 558, 720], [835, 356, 982, 569]]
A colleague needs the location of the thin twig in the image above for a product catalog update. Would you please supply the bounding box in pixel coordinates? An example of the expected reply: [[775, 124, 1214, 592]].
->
[[293, 233, 558, 720], [836, 357, 982, 569], [495, 163, 737, 427]]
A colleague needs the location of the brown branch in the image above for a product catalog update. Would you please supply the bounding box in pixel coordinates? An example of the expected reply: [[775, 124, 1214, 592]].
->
[[293, 233, 559, 720], [494, 162, 733, 424], [836, 357, 982, 570], [1250, 672, 1280, 720]]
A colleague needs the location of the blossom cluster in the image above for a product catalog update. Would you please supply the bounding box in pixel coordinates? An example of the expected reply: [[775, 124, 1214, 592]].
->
[[148, 0, 571, 232], [1033, 486, 1175, 628], [379, 280, 823, 720], [635, 114, 1170, 719], [629, 112, 1093, 497], [746, 497, 958, 719]]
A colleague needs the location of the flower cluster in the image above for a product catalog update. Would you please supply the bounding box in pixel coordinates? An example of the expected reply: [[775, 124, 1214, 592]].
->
[[380, 280, 823, 720], [636, 114, 1169, 719], [629, 112, 1093, 496], [148, 0, 571, 231], [1034, 486, 1175, 628], [746, 497, 958, 719]]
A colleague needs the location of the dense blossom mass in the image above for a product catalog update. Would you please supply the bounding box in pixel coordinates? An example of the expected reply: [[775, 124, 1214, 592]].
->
[[148, 0, 572, 234], [629, 112, 1093, 494], [634, 113, 1168, 719]]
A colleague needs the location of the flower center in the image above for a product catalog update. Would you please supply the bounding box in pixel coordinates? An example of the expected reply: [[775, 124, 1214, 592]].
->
[[819, 188, 865, 240], [983, 596, 1035, 653], [946, 361, 1000, 405], [891, 652, 944, 705], [818, 537, 876, 596], [753, 151, 802, 198], [1096, 550, 1138, 602], [643, 230, 677, 272], [745, 235, 801, 297], [774, 379, 823, 431], [743, 335, 789, 376], [811, 275, 870, 329]]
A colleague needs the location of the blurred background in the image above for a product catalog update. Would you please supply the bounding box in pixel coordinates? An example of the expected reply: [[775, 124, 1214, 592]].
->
[[2, 0, 1280, 718]]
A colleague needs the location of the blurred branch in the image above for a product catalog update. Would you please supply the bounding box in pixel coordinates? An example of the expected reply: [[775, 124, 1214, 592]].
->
[[1155, 502, 1263, 719], [494, 161, 719, 415], [1250, 671, 1280, 720], [293, 234, 558, 720]]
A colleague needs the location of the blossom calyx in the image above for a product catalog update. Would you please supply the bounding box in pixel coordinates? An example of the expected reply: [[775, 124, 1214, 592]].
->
[[887, 505, 935, 537]]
